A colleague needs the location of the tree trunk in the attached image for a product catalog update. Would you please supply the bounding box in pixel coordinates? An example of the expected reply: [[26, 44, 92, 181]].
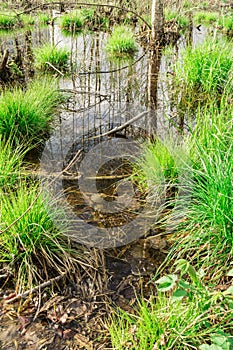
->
[[147, 0, 164, 134], [151, 0, 164, 46]]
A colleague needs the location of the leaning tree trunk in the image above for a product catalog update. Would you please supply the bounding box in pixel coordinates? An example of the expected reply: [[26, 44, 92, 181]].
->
[[147, 0, 164, 134]]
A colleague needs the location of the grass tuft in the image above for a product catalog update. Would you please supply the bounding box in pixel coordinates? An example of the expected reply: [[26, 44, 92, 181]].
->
[[175, 38, 233, 105], [34, 44, 70, 72], [0, 183, 77, 290], [105, 25, 138, 57], [0, 78, 64, 144]]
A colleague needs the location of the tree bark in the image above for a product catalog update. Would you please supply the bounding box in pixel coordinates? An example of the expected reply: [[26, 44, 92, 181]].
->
[[147, 0, 164, 134]]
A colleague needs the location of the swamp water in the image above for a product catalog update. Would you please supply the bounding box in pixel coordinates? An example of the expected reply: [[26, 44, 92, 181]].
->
[[0, 18, 207, 280]]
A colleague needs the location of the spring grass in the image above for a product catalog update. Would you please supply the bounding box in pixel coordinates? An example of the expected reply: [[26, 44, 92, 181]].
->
[[105, 25, 138, 57], [110, 261, 233, 349], [133, 138, 187, 191], [0, 78, 64, 144], [0, 13, 18, 29], [0, 183, 77, 290], [0, 137, 27, 191], [34, 44, 70, 72], [167, 101, 233, 277], [38, 13, 50, 25], [193, 11, 219, 25], [176, 38, 233, 106], [61, 10, 85, 33], [165, 9, 189, 29]]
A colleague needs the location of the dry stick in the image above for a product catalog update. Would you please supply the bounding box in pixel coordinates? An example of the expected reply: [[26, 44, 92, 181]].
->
[[45, 61, 64, 76], [5, 273, 67, 304], [90, 110, 149, 139], [16, 2, 151, 30], [78, 53, 147, 75]]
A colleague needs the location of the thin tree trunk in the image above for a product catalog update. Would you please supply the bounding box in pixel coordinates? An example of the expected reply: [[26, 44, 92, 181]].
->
[[147, 0, 164, 134]]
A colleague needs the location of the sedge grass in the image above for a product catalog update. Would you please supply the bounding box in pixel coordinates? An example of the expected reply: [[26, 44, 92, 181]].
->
[[0, 183, 77, 290], [34, 44, 70, 72], [105, 25, 138, 57], [166, 101, 233, 278], [165, 9, 189, 29], [61, 10, 85, 33], [176, 38, 233, 106], [0, 137, 27, 191], [0, 13, 18, 29], [0, 77, 64, 144]]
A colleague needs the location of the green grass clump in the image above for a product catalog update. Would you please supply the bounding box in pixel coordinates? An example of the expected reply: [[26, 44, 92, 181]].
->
[[0, 137, 26, 191], [105, 25, 138, 57], [0, 78, 64, 144], [0, 13, 17, 29], [193, 11, 219, 25], [60, 10, 85, 33], [165, 9, 189, 29], [34, 44, 70, 72], [0, 183, 77, 290], [176, 38, 233, 105], [38, 13, 50, 25], [218, 15, 233, 33], [110, 260, 233, 349], [168, 104, 233, 275], [133, 138, 187, 191]]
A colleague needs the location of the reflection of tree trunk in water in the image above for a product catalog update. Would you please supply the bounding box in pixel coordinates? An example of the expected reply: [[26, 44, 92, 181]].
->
[[147, 0, 164, 135], [25, 30, 35, 80]]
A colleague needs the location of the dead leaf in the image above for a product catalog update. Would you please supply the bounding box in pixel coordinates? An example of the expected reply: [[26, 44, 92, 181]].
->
[[63, 328, 76, 339]]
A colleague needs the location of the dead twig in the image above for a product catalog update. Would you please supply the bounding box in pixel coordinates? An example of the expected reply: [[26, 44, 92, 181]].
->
[[5, 272, 67, 304]]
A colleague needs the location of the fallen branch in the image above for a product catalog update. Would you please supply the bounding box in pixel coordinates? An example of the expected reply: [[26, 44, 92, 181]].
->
[[90, 110, 150, 139], [5, 272, 67, 304], [45, 61, 64, 76]]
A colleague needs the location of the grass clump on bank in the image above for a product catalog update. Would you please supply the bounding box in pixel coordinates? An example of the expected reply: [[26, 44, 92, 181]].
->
[[176, 38, 233, 106], [105, 25, 138, 57], [0, 78, 64, 144], [0, 137, 27, 191], [0, 183, 77, 290], [34, 44, 70, 72], [167, 102, 233, 277]]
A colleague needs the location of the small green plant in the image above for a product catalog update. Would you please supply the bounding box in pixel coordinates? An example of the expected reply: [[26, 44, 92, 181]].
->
[[0, 78, 64, 144], [20, 14, 35, 26], [0, 183, 77, 290], [110, 260, 233, 349], [105, 25, 138, 57], [34, 44, 70, 72]]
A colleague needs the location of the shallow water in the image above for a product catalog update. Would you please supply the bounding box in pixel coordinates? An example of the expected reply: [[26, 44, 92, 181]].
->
[[0, 17, 207, 252]]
